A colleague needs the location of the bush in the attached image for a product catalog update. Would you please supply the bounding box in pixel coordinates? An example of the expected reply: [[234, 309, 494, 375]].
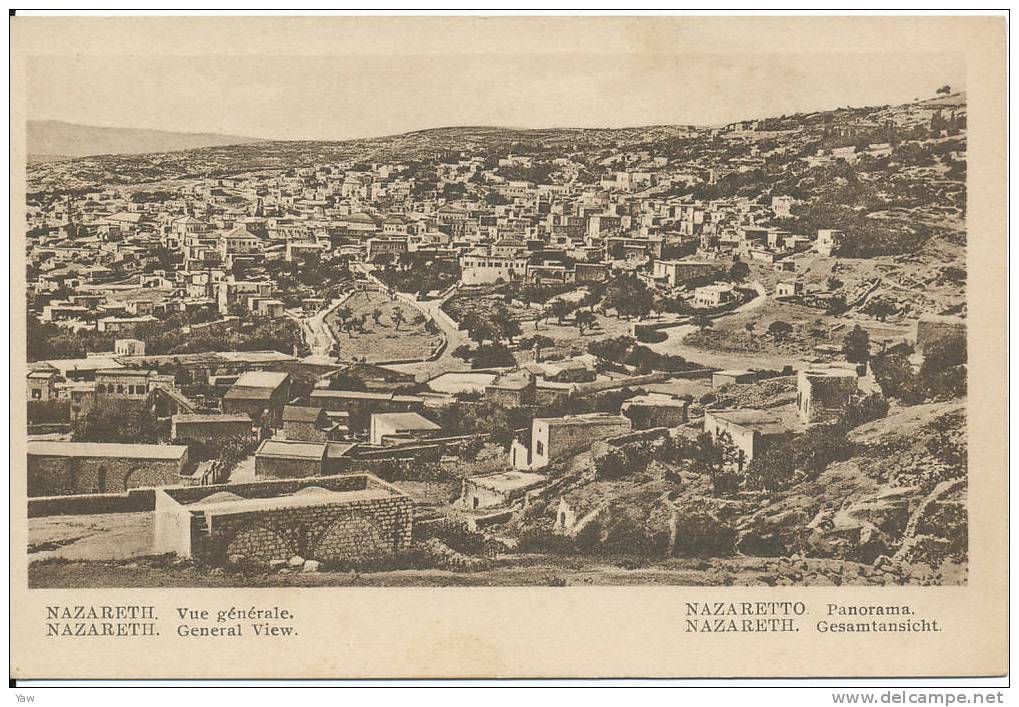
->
[[635, 328, 668, 344], [517, 524, 575, 555], [421, 517, 488, 556], [593, 447, 630, 478]]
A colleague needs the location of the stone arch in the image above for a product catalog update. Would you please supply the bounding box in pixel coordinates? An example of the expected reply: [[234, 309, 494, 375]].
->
[[223, 521, 298, 563], [311, 512, 387, 563]]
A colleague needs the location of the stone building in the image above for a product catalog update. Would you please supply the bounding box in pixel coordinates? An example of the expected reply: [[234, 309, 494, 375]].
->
[[28, 440, 190, 497], [650, 259, 716, 288], [281, 405, 340, 443], [254, 439, 328, 479], [27, 368, 59, 401], [620, 392, 690, 429], [153, 474, 413, 565], [222, 371, 292, 427], [369, 412, 442, 446], [511, 413, 633, 470], [702, 409, 791, 472], [114, 338, 146, 356], [308, 389, 425, 433], [485, 371, 536, 408], [95, 368, 174, 403], [171, 413, 253, 443], [460, 471, 547, 511], [815, 229, 844, 257], [797, 366, 861, 425]]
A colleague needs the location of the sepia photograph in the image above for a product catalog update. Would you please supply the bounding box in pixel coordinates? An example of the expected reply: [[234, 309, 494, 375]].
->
[[9, 12, 1008, 683]]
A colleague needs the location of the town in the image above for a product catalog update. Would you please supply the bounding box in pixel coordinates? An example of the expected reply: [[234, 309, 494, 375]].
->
[[25, 89, 968, 587]]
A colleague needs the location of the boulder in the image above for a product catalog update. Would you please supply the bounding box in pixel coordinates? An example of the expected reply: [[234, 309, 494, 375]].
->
[[302, 560, 322, 573], [288, 555, 306, 568]]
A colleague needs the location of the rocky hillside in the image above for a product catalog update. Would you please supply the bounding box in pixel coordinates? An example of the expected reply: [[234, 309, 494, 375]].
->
[[510, 399, 967, 585]]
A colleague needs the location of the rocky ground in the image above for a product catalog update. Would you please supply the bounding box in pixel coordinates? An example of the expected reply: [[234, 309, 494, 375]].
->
[[29, 551, 963, 588]]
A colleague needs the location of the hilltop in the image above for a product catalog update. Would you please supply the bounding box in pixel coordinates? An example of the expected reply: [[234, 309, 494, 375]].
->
[[27, 120, 263, 160]]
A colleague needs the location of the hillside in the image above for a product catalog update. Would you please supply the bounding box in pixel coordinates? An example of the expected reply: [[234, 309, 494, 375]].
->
[[27, 120, 262, 160]]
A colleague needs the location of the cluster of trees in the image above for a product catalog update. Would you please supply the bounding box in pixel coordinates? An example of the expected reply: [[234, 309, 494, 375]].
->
[[871, 335, 967, 404], [779, 200, 934, 258], [587, 336, 698, 374], [461, 304, 522, 345], [263, 255, 352, 306], [452, 342, 516, 369], [72, 403, 165, 444], [692, 396, 888, 495], [27, 314, 117, 361], [602, 274, 654, 319], [131, 314, 303, 357], [186, 433, 258, 476], [374, 252, 460, 296]]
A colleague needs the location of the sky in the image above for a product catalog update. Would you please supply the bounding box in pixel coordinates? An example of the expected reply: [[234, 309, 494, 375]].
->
[[27, 53, 966, 141]]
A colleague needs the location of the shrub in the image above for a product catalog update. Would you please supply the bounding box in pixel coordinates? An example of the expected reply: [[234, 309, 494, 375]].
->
[[594, 447, 631, 478], [635, 328, 668, 344], [517, 524, 575, 555], [422, 517, 488, 556]]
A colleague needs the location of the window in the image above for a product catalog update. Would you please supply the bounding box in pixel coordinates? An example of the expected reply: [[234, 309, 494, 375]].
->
[[536, 440, 544, 457], [31, 389, 41, 399], [117, 385, 124, 394]]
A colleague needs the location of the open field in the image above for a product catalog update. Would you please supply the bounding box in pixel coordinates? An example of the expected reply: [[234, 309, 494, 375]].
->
[[28, 512, 153, 562], [325, 289, 441, 363]]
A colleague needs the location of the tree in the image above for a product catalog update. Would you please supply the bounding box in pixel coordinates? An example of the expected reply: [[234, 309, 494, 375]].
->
[[391, 308, 406, 331], [575, 310, 597, 335], [692, 314, 713, 332], [462, 312, 499, 345], [520, 334, 554, 360], [548, 299, 575, 325], [72, 403, 164, 444], [807, 320, 829, 346], [937, 84, 952, 95], [694, 432, 742, 495], [604, 274, 653, 319], [490, 306, 522, 343], [865, 299, 897, 322], [745, 443, 797, 491], [373, 252, 396, 268], [334, 306, 353, 337], [729, 260, 750, 282], [768, 320, 793, 339], [843, 324, 870, 363]]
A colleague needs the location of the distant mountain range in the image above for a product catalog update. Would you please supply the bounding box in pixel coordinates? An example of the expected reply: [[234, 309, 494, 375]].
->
[[27, 120, 263, 159]]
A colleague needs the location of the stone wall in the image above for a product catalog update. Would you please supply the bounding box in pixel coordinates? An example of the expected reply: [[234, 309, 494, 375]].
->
[[155, 474, 413, 566], [544, 417, 633, 462], [203, 497, 412, 564], [28, 488, 156, 517], [28, 453, 187, 497], [255, 454, 324, 480]]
